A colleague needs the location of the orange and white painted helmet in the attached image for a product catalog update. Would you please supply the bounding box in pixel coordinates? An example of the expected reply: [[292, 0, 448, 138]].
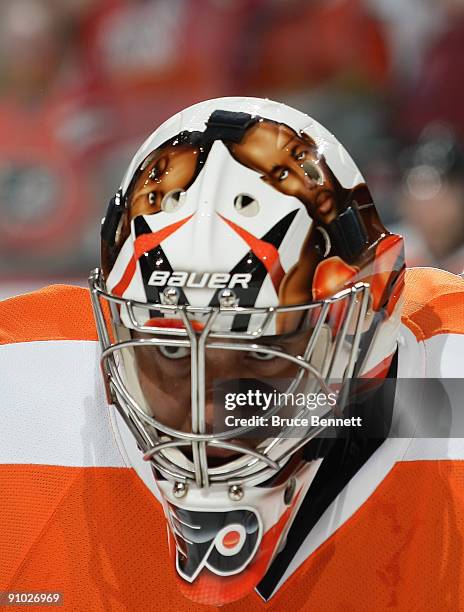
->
[[89, 97, 404, 605]]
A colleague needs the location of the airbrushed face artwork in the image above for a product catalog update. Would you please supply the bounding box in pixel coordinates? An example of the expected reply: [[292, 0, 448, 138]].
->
[[113, 113, 404, 443], [228, 120, 340, 225], [120, 115, 399, 309], [126, 117, 361, 227]]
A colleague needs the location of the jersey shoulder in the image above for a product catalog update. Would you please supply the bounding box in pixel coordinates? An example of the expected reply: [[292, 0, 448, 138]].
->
[[0, 284, 97, 345], [2, 270, 462, 344], [402, 267, 464, 340]]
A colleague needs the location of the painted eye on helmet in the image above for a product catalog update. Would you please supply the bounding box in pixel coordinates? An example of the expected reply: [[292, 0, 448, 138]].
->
[[158, 345, 191, 359], [148, 156, 168, 181]]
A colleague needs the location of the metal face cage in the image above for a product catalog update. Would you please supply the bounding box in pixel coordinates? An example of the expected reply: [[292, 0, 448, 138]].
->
[[89, 268, 371, 490]]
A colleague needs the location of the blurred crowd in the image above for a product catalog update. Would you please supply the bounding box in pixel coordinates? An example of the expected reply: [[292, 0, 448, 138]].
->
[[0, 0, 463, 283]]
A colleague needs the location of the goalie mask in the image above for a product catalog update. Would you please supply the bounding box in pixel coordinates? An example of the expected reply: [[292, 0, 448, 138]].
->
[[89, 97, 405, 605]]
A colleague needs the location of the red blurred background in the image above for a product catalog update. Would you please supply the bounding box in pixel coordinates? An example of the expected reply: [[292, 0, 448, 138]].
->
[[1, 0, 463, 298]]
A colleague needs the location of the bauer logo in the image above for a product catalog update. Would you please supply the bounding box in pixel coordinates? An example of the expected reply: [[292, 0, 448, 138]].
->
[[148, 270, 252, 289], [167, 504, 262, 582]]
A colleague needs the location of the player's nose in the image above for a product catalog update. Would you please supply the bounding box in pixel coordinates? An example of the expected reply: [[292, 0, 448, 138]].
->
[[203, 350, 246, 429]]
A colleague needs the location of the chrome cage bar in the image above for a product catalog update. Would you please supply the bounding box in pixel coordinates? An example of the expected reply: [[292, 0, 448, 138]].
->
[[88, 268, 371, 489]]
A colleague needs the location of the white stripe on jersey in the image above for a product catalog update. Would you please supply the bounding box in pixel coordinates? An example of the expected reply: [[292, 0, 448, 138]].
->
[[0, 340, 128, 468], [270, 324, 464, 597]]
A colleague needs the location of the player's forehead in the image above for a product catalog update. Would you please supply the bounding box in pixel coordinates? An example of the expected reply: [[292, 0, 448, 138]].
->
[[132, 323, 312, 346]]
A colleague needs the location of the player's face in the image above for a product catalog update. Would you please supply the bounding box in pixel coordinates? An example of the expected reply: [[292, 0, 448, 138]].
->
[[230, 121, 339, 224], [128, 143, 200, 219], [131, 328, 312, 456]]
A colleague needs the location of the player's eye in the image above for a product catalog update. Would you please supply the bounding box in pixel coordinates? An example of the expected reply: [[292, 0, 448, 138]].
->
[[295, 150, 306, 161], [249, 351, 276, 361], [278, 168, 289, 181], [158, 345, 191, 359]]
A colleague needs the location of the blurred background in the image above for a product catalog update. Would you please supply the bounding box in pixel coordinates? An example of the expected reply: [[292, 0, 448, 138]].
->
[[1, 0, 463, 299]]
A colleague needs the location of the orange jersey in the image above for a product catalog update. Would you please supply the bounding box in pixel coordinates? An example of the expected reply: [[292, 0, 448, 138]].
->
[[1, 267, 464, 611]]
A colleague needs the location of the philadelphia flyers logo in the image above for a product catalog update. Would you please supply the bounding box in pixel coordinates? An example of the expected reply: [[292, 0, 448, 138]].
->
[[167, 504, 263, 582]]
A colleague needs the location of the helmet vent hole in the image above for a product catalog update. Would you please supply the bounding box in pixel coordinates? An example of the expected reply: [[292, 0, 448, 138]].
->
[[161, 189, 185, 213], [234, 193, 260, 217]]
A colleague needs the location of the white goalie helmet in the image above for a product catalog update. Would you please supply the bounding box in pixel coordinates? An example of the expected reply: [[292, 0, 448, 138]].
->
[[89, 96, 405, 605]]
